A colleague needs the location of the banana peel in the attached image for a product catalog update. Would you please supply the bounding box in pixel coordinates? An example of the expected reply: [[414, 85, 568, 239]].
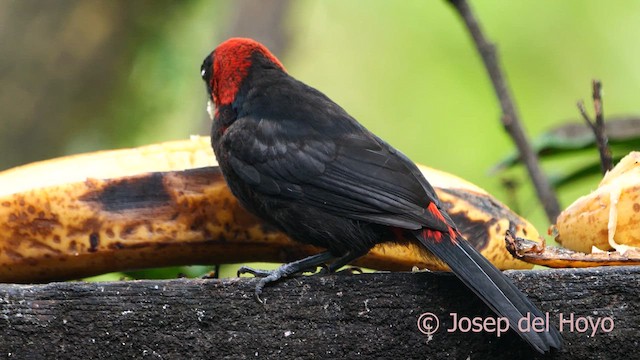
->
[[0, 136, 539, 283], [553, 151, 640, 255], [505, 231, 640, 268]]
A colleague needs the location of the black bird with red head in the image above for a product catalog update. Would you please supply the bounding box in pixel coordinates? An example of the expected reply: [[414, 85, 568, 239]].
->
[[201, 37, 562, 353]]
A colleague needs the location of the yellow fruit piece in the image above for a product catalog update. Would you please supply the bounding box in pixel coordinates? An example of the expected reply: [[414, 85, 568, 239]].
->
[[555, 151, 640, 253]]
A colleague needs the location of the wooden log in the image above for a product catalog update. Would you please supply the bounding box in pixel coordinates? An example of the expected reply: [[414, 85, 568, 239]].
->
[[0, 266, 637, 359]]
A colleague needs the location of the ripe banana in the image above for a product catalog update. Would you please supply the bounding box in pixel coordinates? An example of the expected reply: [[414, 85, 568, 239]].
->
[[554, 151, 640, 254], [0, 136, 538, 282]]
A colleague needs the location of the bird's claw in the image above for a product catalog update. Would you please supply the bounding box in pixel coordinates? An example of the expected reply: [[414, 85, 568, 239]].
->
[[237, 265, 274, 278], [237, 265, 305, 304], [237, 266, 280, 303], [253, 278, 268, 304]]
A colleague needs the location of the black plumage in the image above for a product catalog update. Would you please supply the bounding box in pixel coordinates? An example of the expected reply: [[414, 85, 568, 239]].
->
[[202, 38, 562, 353]]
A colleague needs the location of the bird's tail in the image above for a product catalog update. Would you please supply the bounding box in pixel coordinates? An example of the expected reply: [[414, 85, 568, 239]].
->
[[413, 229, 562, 353]]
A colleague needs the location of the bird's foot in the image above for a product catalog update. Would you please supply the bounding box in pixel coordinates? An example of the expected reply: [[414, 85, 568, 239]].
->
[[236, 266, 276, 278], [240, 265, 297, 304], [318, 250, 367, 275], [237, 252, 335, 304]]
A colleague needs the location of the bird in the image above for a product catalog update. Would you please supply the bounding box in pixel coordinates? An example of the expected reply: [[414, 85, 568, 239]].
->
[[200, 37, 562, 353]]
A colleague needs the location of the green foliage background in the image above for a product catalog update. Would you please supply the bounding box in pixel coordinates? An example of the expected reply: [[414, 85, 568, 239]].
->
[[134, 0, 640, 230]]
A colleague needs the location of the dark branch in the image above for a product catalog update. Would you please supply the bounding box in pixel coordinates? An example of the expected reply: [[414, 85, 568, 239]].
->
[[576, 80, 613, 174], [577, 101, 595, 131], [592, 81, 603, 125], [592, 80, 613, 172], [446, 0, 560, 223]]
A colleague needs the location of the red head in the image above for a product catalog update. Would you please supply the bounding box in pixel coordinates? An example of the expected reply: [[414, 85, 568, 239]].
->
[[201, 38, 286, 107]]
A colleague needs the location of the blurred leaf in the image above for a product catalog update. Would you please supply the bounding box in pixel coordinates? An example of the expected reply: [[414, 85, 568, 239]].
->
[[547, 156, 626, 189], [493, 116, 640, 173], [83, 272, 129, 282]]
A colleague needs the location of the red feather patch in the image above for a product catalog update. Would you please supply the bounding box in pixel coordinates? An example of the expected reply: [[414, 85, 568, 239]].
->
[[210, 38, 286, 106], [423, 228, 443, 242], [423, 202, 458, 243]]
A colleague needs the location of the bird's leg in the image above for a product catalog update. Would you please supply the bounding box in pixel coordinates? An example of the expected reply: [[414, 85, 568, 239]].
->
[[320, 250, 368, 274], [237, 251, 335, 303]]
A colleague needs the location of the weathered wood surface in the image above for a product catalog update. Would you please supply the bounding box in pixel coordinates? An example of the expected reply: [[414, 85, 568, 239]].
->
[[0, 266, 637, 359]]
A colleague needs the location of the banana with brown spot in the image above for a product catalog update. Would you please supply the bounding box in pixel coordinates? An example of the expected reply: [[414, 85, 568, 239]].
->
[[0, 137, 539, 282]]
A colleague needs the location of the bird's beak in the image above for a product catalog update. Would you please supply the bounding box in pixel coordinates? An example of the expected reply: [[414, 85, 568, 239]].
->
[[206, 100, 215, 120]]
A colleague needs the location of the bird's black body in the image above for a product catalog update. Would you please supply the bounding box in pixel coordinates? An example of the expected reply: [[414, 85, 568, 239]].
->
[[211, 52, 437, 255], [202, 38, 562, 353]]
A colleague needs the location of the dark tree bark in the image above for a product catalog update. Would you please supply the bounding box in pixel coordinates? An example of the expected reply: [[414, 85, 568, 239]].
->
[[0, 266, 636, 359]]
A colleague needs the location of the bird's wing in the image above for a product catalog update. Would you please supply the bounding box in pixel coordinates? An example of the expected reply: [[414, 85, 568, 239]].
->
[[223, 115, 449, 232]]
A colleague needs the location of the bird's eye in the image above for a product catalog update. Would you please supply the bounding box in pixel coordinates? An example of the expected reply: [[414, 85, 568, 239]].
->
[[201, 54, 214, 83]]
